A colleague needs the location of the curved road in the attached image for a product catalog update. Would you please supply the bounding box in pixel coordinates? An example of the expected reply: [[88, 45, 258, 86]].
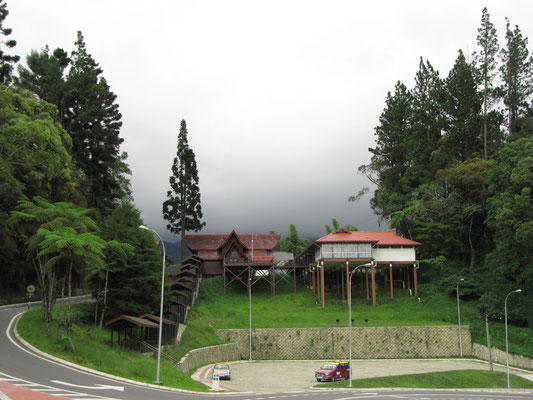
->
[[1, 303, 532, 400]]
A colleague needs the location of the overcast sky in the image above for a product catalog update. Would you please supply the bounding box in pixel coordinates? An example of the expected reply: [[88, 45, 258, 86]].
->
[[8, 1, 533, 240]]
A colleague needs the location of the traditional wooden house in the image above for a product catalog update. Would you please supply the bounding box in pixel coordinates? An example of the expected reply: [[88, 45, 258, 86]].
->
[[296, 228, 422, 306], [184, 230, 281, 275], [184, 230, 299, 293]]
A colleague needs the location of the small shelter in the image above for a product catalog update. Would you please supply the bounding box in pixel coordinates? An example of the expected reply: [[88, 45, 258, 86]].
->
[[105, 315, 159, 351], [138, 313, 178, 344]]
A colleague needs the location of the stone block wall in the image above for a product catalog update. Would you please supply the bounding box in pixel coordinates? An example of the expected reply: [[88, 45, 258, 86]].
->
[[177, 343, 241, 373], [216, 326, 471, 360], [473, 343, 533, 370]]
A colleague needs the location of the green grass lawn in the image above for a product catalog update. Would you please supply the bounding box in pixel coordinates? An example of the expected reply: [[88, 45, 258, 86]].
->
[[316, 370, 533, 389], [17, 306, 211, 392]]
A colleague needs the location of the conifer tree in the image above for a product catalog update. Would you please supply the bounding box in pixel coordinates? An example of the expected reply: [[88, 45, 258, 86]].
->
[[475, 7, 499, 160], [500, 19, 533, 136], [17, 46, 70, 118], [163, 120, 205, 260], [63, 31, 129, 211], [0, 0, 19, 85], [441, 50, 483, 163]]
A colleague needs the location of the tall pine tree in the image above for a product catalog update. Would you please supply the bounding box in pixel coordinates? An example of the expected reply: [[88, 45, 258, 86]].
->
[[163, 120, 205, 260], [475, 7, 499, 160], [0, 0, 19, 85], [500, 19, 533, 136], [63, 31, 130, 211]]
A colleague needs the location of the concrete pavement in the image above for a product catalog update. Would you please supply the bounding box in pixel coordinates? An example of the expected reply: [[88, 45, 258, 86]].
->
[[193, 359, 533, 393]]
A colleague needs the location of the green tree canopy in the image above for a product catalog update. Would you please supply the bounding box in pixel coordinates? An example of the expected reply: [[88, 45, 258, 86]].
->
[[0, 0, 19, 85], [100, 201, 167, 319], [280, 224, 310, 257], [163, 119, 205, 260]]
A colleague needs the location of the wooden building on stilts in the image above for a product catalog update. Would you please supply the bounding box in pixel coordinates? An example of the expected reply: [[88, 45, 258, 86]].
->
[[184, 230, 300, 294], [296, 228, 422, 306]]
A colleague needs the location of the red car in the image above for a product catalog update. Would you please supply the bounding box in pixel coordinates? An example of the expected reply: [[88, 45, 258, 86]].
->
[[315, 361, 350, 382]]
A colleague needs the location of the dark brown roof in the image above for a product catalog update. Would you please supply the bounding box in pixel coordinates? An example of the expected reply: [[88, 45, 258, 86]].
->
[[184, 231, 280, 260], [138, 313, 178, 326], [105, 315, 159, 328]]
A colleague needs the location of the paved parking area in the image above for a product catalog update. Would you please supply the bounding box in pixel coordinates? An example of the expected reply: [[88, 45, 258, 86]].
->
[[194, 359, 533, 393]]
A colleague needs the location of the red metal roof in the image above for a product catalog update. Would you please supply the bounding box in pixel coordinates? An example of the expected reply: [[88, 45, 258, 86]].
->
[[316, 230, 421, 246]]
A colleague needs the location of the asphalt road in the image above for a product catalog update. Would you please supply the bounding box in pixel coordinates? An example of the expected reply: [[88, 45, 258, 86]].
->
[[1, 303, 532, 400]]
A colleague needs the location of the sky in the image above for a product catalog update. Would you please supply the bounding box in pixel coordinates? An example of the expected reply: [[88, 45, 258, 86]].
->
[[7, 1, 533, 240]]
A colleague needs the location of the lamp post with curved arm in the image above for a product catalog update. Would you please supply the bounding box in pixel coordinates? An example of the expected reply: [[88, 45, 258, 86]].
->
[[505, 288, 522, 389], [348, 262, 372, 387], [139, 225, 166, 384]]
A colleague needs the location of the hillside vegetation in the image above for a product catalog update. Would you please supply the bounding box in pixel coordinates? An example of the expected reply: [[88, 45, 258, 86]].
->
[[166, 276, 533, 360]]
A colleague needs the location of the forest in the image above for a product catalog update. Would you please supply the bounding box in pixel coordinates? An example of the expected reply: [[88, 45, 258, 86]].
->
[[0, 0, 165, 329], [1, 2, 532, 332], [359, 8, 533, 327]]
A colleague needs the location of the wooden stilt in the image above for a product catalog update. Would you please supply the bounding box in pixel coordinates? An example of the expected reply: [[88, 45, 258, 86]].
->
[[407, 266, 411, 292]]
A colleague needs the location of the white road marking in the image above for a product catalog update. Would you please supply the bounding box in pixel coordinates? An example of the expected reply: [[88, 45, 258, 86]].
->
[[51, 380, 124, 392]]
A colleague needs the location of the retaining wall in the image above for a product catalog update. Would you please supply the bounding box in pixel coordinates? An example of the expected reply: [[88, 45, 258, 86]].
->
[[216, 326, 471, 360], [177, 343, 241, 373], [473, 343, 533, 370]]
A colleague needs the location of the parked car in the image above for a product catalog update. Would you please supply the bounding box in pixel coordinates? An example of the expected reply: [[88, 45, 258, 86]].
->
[[213, 362, 231, 380], [314, 361, 350, 382]]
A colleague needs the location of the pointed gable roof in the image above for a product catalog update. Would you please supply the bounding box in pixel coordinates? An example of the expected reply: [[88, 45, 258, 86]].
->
[[184, 231, 281, 260]]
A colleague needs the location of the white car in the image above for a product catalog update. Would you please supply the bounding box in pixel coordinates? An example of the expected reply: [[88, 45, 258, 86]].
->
[[213, 362, 231, 380]]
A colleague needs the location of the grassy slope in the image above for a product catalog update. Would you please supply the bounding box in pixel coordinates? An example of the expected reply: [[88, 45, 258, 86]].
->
[[17, 305, 211, 392], [174, 276, 533, 359]]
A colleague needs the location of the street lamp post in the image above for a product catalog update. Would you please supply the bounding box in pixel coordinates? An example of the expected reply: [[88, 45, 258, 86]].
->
[[456, 277, 464, 357], [505, 288, 522, 389], [139, 225, 166, 384], [249, 272, 252, 361], [348, 263, 371, 388]]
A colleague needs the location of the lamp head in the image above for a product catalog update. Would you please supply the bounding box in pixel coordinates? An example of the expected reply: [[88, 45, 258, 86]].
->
[[139, 225, 149, 231], [515, 289, 522, 293]]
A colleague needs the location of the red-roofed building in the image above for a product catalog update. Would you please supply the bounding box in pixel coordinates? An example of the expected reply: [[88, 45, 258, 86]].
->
[[297, 228, 422, 307], [184, 230, 281, 275]]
